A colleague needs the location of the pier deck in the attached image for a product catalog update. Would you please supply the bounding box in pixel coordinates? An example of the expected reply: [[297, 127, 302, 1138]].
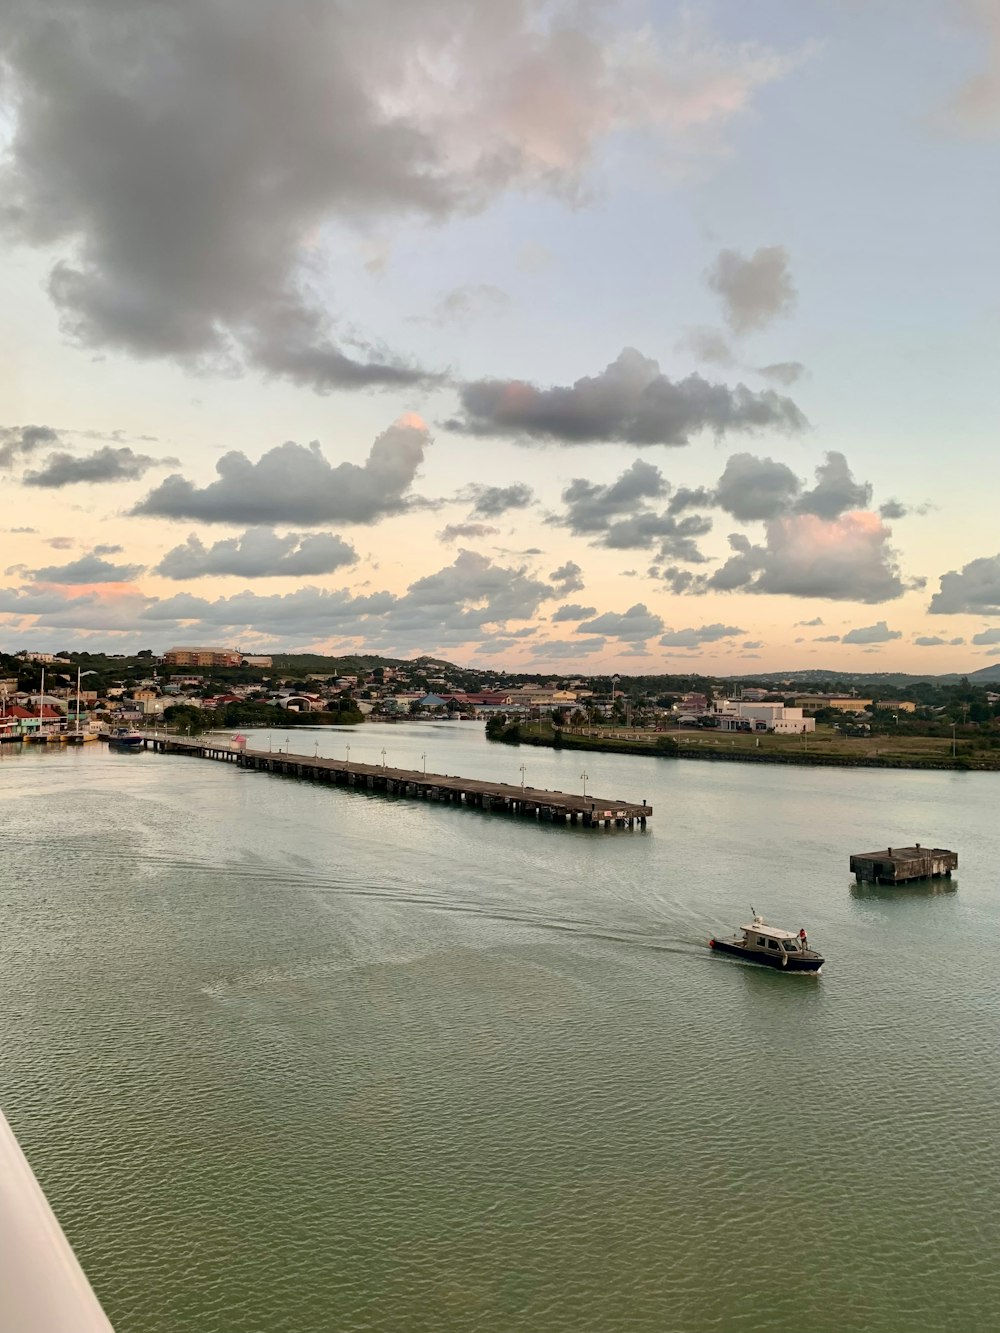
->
[[138, 735, 652, 829]]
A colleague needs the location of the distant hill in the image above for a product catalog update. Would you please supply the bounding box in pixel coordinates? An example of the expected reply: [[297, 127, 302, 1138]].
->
[[967, 662, 1000, 682]]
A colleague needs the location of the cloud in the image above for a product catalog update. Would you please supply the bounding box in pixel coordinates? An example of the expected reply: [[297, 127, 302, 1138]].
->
[[841, 621, 901, 645], [462, 482, 534, 518], [757, 361, 804, 386], [0, 425, 59, 467], [577, 603, 664, 642], [929, 553, 1000, 615], [914, 635, 964, 646], [449, 347, 806, 445], [706, 246, 796, 334], [559, 459, 668, 532], [879, 499, 908, 520], [155, 528, 358, 579], [555, 459, 711, 561], [437, 522, 500, 544], [814, 634, 841, 642], [93, 544, 123, 556], [409, 284, 508, 327], [134, 416, 428, 526], [715, 452, 800, 521], [796, 616, 824, 626], [551, 603, 597, 622], [23, 445, 166, 487], [796, 451, 872, 519], [679, 327, 735, 367], [45, 537, 75, 550], [703, 450, 875, 523], [550, 561, 585, 595], [972, 628, 1000, 645], [942, 0, 1000, 133], [0, 1, 798, 388], [29, 553, 144, 584], [742, 640, 763, 649], [527, 637, 607, 659], [685, 511, 909, 602], [0, 548, 559, 655], [659, 623, 745, 647]]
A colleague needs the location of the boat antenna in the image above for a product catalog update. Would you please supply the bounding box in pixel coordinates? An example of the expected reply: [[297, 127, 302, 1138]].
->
[[750, 904, 756, 917]]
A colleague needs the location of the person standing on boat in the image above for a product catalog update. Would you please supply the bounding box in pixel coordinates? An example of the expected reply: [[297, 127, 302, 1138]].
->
[[799, 927, 808, 949]]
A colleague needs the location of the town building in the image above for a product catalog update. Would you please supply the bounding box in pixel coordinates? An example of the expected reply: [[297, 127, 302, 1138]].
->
[[716, 701, 814, 734], [164, 647, 242, 667]]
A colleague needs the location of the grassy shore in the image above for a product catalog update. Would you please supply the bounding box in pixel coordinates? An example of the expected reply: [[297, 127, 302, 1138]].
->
[[493, 721, 1000, 771]]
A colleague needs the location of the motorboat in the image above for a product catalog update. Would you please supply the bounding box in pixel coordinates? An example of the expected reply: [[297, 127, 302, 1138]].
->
[[107, 727, 143, 750], [709, 911, 823, 973]]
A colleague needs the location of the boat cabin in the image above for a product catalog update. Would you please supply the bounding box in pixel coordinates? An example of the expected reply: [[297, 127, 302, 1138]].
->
[[741, 917, 808, 957]]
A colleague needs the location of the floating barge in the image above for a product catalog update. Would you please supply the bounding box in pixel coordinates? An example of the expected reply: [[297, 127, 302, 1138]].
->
[[140, 735, 652, 830], [850, 844, 957, 885]]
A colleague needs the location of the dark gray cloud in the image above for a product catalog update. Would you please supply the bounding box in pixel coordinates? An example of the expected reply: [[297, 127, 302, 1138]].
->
[[715, 452, 800, 521], [134, 417, 428, 526], [796, 616, 824, 626], [45, 537, 75, 550], [449, 348, 806, 445], [672, 511, 909, 603], [560, 459, 667, 532], [550, 561, 585, 595], [667, 485, 715, 515], [659, 623, 745, 647], [914, 635, 964, 646], [815, 634, 841, 642], [30, 553, 144, 584], [551, 603, 597, 622], [577, 603, 663, 642], [796, 451, 871, 519], [462, 482, 534, 518], [757, 361, 804, 386], [93, 544, 123, 556], [690, 450, 875, 524], [23, 445, 166, 487], [971, 628, 1000, 645], [742, 639, 763, 649], [437, 522, 500, 544], [841, 621, 901, 645], [0, 425, 59, 467], [879, 499, 908, 519], [706, 245, 797, 334], [556, 459, 711, 561], [929, 553, 1000, 615], [155, 528, 358, 579], [0, 1, 794, 388]]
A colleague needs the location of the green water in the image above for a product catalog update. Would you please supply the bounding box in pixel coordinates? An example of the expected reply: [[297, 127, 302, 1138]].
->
[[2, 724, 999, 1333]]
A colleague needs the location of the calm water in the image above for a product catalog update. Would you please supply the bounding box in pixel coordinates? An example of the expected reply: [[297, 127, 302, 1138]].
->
[[2, 723, 999, 1333]]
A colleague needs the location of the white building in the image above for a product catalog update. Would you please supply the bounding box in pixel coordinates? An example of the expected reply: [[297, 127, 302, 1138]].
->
[[716, 701, 815, 734]]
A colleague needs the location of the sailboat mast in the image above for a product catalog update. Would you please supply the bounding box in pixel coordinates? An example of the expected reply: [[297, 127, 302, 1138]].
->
[[39, 666, 45, 734], [76, 665, 82, 735]]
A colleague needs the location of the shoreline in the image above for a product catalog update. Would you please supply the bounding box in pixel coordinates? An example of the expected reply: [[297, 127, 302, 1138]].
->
[[497, 728, 997, 772]]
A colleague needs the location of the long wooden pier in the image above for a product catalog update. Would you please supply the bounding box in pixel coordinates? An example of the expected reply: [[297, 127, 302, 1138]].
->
[[139, 735, 652, 829]]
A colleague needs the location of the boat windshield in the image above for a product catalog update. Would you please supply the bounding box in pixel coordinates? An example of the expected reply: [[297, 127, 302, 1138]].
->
[[781, 939, 800, 952]]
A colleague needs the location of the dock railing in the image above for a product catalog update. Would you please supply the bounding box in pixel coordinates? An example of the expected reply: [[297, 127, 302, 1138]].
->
[[0, 1107, 114, 1331]]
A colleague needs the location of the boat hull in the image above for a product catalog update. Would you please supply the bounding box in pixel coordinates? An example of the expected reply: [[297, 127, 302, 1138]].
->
[[709, 937, 823, 972], [107, 736, 143, 750]]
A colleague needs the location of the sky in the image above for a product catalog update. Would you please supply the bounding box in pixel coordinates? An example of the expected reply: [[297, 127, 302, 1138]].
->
[[1, 0, 999, 675]]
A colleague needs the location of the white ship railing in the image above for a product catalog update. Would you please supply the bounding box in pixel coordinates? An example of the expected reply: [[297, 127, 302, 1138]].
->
[[0, 1107, 114, 1331]]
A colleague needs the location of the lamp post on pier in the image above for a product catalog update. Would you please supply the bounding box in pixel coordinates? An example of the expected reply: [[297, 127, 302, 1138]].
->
[[381, 747, 387, 768], [421, 752, 427, 774], [581, 771, 589, 799], [345, 743, 351, 770], [519, 764, 526, 791]]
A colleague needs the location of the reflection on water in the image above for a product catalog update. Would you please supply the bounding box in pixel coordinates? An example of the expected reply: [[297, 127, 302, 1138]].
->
[[2, 724, 1000, 1333]]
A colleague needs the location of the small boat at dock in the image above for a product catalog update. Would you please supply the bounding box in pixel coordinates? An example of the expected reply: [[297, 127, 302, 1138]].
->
[[106, 727, 143, 750], [710, 911, 823, 973]]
